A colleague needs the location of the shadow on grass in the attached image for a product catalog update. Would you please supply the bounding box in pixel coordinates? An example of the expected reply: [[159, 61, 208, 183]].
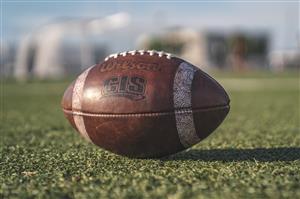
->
[[166, 147, 300, 162]]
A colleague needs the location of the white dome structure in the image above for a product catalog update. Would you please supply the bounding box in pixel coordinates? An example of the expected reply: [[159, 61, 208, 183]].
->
[[14, 13, 130, 80]]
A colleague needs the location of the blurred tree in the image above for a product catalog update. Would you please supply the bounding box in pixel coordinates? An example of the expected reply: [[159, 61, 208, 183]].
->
[[229, 34, 248, 71]]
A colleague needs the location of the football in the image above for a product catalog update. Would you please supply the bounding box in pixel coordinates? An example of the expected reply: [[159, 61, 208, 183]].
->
[[61, 50, 230, 158]]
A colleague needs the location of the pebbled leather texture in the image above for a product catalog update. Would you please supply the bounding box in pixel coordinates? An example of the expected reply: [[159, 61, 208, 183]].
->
[[61, 51, 230, 158]]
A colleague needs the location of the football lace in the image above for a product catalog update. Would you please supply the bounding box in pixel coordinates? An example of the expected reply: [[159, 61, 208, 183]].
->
[[104, 50, 174, 61]]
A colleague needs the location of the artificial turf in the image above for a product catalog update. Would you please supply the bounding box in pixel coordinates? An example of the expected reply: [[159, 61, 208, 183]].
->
[[0, 72, 299, 198]]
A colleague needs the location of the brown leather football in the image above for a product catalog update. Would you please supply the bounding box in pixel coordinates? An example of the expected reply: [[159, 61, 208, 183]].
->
[[61, 50, 230, 158]]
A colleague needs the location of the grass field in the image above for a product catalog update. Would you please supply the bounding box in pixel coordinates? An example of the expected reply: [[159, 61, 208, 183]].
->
[[1, 72, 299, 199]]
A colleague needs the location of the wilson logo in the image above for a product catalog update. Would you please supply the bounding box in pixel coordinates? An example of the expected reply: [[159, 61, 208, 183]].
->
[[102, 76, 146, 101], [99, 61, 161, 72]]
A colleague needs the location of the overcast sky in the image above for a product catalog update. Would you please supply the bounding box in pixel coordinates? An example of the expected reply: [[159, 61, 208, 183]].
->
[[2, 1, 299, 52]]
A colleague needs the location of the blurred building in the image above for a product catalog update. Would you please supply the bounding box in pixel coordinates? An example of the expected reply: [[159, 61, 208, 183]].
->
[[138, 27, 270, 71], [269, 50, 300, 72], [0, 42, 16, 78], [13, 13, 130, 80], [2, 19, 298, 80]]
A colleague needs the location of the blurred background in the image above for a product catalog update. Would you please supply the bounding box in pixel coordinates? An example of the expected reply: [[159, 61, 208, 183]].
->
[[1, 1, 299, 79]]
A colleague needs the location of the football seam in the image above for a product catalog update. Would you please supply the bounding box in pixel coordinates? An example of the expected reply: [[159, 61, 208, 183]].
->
[[62, 105, 229, 118]]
